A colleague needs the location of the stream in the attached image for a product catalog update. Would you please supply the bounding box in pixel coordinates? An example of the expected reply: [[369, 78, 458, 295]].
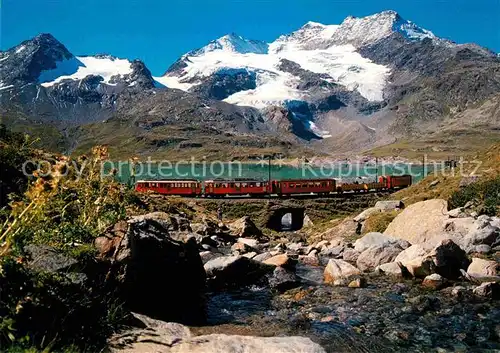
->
[[192, 264, 500, 352]]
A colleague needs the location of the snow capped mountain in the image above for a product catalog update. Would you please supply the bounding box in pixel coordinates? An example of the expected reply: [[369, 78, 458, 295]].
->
[[39, 55, 136, 87], [2, 10, 498, 150], [330, 10, 440, 47], [155, 10, 446, 112], [191, 33, 269, 55]]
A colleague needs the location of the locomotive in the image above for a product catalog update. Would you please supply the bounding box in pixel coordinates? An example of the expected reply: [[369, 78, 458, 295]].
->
[[135, 175, 412, 198]]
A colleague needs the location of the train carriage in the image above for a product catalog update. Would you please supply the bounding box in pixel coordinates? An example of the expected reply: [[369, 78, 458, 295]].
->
[[379, 175, 412, 190], [135, 179, 202, 196], [272, 179, 335, 196], [204, 179, 269, 197], [134, 174, 411, 198]]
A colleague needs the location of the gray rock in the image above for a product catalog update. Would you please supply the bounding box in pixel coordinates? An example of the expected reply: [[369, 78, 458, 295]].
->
[[108, 313, 192, 353], [353, 207, 380, 223], [474, 244, 492, 254], [199, 251, 222, 264], [269, 266, 300, 292], [243, 252, 258, 259], [25, 244, 79, 273], [228, 216, 264, 239], [356, 245, 404, 272], [422, 273, 447, 290], [204, 256, 273, 289], [429, 239, 470, 279], [354, 232, 410, 253], [171, 334, 326, 353], [320, 245, 344, 258], [384, 199, 450, 244], [447, 207, 468, 218], [374, 200, 404, 211], [375, 262, 404, 277], [324, 259, 361, 285], [253, 252, 273, 262], [106, 215, 206, 323], [342, 248, 361, 262], [473, 282, 500, 299], [467, 258, 498, 277]]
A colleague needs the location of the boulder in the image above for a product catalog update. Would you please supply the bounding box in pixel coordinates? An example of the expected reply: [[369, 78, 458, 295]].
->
[[204, 256, 273, 289], [108, 313, 191, 353], [342, 249, 361, 262], [428, 239, 470, 280], [474, 245, 492, 254], [25, 244, 80, 273], [171, 334, 326, 353], [447, 208, 468, 218], [324, 259, 361, 285], [473, 282, 500, 300], [299, 253, 320, 266], [199, 251, 222, 264], [348, 278, 366, 288], [303, 214, 314, 228], [384, 199, 449, 244], [109, 314, 326, 353], [393, 244, 435, 278], [467, 258, 499, 277], [353, 207, 380, 223], [356, 245, 404, 272], [374, 200, 404, 211], [102, 215, 206, 323], [228, 216, 263, 239], [268, 267, 300, 292], [422, 274, 447, 290], [24, 244, 86, 284], [354, 232, 410, 253], [394, 244, 432, 265], [405, 257, 434, 278], [253, 252, 273, 262], [375, 262, 404, 277], [231, 242, 253, 254], [461, 224, 500, 253], [237, 237, 259, 248], [191, 217, 219, 236], [320, 245, 344, 258], [243, 252, 258, 259], [263, 254, 297, 269]]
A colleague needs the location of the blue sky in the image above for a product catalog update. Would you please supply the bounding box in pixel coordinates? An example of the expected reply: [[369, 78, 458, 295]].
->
[[1, 0, 499, 75]]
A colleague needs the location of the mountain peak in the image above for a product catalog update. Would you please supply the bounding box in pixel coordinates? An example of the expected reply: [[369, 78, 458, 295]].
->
[[190, 33, 269, 56], [332, 10, 437, 47]]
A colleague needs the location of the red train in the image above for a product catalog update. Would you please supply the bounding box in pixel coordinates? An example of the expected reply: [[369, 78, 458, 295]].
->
[[135, 175, 412, 197]]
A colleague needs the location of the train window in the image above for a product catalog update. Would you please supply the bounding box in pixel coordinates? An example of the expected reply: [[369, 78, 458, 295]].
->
[[145, 183, 150, 187], [288, 183, 293, 188], [235, 183, 240, 187], [302, 184, 307, 188], [256, 182, 261, 187], [242, 183, 247, 187]]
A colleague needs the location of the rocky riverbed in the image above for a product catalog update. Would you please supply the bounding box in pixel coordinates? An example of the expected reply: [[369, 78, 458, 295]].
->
[[99, 197, 500, 352]]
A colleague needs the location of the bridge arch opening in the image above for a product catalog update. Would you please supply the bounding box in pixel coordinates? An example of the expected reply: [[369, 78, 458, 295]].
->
[[266, 207, 305, 232]]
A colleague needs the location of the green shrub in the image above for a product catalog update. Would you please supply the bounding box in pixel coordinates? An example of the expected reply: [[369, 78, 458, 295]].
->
[[0, 257, 128, 352], [449, 176, 500, 216]]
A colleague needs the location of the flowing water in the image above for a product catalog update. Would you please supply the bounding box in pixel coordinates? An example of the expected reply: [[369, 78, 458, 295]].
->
[[192, 264, 500, 352]]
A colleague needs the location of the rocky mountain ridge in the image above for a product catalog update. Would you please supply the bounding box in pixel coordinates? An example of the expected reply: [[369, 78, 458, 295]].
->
[[1, 11, 499, 157]]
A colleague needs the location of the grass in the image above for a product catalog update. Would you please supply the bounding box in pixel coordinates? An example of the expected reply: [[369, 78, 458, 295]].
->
[[366, 130, 500, 161], [362, 210, 399, 234], [391, 141, 500, 206]]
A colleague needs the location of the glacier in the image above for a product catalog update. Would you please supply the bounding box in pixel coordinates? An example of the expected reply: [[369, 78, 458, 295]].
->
[[39, 56, 134, 87]]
